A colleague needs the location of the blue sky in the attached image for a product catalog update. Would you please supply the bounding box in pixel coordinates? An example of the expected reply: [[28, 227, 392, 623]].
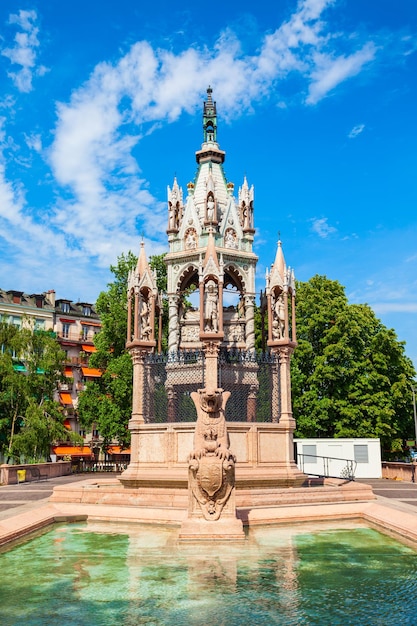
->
[[0, 0, 416, 365]]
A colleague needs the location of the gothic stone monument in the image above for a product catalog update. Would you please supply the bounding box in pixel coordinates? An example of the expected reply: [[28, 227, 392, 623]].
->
[[120, 88, 305, 530]]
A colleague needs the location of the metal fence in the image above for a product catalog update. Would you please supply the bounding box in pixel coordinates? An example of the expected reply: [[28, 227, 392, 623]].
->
[[142, 350, 281, 423]]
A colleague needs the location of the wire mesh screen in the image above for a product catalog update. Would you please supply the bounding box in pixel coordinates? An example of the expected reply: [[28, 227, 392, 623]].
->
[[143, 351, 204, 423], [143, 350, 280, 423], [219, 350, 280, 423]]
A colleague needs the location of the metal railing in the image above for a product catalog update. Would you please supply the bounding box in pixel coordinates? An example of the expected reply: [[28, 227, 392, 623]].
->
[[71, 460, 128, 473], [297, 453, 357, 481]]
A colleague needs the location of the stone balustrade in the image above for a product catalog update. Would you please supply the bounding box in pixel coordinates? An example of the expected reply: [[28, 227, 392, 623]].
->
[[0, 462, 72, 485], [382, 461, 416, 483]]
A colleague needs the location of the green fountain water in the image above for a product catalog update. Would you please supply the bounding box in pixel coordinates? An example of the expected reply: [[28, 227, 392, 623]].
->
[[1, 521, 416, 625]]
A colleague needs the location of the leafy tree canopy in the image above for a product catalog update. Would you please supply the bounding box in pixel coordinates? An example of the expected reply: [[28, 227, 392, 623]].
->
[[292, 275, 416, 449], [0, 321, 81, 461]]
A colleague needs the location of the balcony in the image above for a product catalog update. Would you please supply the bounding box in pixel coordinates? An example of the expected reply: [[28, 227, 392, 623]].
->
[[57, 330, 94, 343]]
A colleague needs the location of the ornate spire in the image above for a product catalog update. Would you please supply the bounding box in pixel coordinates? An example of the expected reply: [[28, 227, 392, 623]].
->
[[203, 85, 217, 143], [196, 87, 225, 165], [274, 239, 286, 280]]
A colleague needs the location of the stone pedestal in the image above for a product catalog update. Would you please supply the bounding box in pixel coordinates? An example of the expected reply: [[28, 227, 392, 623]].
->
[[179, 515, 244, 541]]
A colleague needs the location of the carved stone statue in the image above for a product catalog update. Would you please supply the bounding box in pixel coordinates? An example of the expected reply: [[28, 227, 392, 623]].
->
[[168, 203, 175, 230], [207, 194, 215, 221], [188, 388, 235, 521], [225, 229, 238, 249], [185, 229, 197, 249], [139, 298, 152, 341], [204, 280, 218, 333], [272, 293, 285, 339]]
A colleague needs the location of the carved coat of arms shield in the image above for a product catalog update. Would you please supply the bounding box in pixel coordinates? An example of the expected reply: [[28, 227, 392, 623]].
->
[[198, 456, 223, 497]]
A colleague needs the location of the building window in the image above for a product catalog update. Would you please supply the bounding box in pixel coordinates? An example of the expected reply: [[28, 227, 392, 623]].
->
[[11, 316, 21, 327], [35, 319, 45, 330], [83, 306, 91, 316], [62, 323, 70, 339], [82, 326, 89, 341], [303, 445, 317, 463], [354, 444, 369, 464], [61, 302, 70, 313]]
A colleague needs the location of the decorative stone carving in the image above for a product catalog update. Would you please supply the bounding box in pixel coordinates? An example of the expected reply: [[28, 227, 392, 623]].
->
[[207, 194, 215, 222], [224, 324, 244, 343], [188, 388, 235, 520], [272, 292, 285, 339], [185, 228, 197, 249], [224, 228, 238, 249], [139, 297, 152, 341], [204, 280, 219, 333], [181, 325, 200, 342]]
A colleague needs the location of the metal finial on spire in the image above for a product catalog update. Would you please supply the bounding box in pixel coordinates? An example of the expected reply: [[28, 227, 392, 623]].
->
[[203, 86, 217, 144]]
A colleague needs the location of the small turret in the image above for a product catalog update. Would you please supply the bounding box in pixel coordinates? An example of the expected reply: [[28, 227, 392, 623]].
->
[[266, 238, 296, 345], [167, 177, 184, 233], [238, 176, 255, 233], [127, 241, 159, 347]]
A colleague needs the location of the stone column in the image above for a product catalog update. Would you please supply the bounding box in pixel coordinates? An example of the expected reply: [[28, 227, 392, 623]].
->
[[247, 384, 257, 422], [127, 291, 132, 343], [291, 292, 297, 343], [168, 295, 179, 353], [278, 345, 295, 424], [203, 341, 220, 391], [134, 289, 139, 340], [283, 288, 289, 339], [120, 346, 148, 485], [271, 351, 280, 423], [266, 292, 273, 343], [245, 295, 255, 352]]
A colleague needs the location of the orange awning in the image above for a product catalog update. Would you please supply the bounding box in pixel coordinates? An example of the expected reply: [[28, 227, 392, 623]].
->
[[107, 446, 131, 455], [82, 344, 97, 353], [81, 367, 102, 377], [53, 446, 94, 457], [81, 321, 101, 327], [63, 419, 71, 430], [59, 392, 73, 406], [64, 367, 73, 378]]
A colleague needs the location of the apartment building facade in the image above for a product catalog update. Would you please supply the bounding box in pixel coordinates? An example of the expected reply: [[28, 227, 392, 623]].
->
[[0, 288, 102, 458]]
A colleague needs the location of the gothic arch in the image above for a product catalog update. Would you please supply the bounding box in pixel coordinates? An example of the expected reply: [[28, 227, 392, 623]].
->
[[177, 265, 199, 294], [224, 264, 245, 293]]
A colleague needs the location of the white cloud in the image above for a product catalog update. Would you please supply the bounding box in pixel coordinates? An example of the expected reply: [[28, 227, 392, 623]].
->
[[0, 0, 386, 298], [24, 133, 42, 153], [1, 9, 43, 93], [372, 302, 417, 314], [307, 43, 376, 104], [46, 0, 379, 270], [348, 123, 365, 139], [311, 217, 337, 238]]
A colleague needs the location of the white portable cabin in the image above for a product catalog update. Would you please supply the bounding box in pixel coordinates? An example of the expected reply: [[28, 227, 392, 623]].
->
[[294, 438, 382, 479]]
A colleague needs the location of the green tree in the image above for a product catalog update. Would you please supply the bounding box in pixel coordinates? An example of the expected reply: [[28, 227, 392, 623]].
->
[[292, 275, 416, 449], [0, 321, 80, 461]]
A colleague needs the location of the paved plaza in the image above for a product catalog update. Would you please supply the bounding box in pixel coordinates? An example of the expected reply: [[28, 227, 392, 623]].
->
[[0, 473, 115, 521], [1, 474, 417, 522]]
